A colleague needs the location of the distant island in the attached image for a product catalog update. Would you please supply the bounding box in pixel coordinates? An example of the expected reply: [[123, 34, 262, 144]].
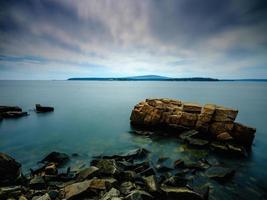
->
[[68, 75, 219, 81], [68, 75, 267, 81]]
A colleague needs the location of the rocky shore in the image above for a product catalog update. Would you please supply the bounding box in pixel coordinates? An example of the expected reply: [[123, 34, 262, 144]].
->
[[130, 98, 256, 156], [0, 147, 238, 200]]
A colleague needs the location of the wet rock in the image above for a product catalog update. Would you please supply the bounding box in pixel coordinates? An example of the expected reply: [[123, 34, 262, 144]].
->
[[44, 163, 57, 175], [30, 176, 46, 189], [35, 104, 54, 113], [138, 167, 155, 177], [0, 186, 22, 199], [1, 111, 28, 118], [216, 132, 233, 141], [64, 180, 91, 199], [124, 190, 153, 200], [179, 130, 199, 141], [205, 166, 235, 182], [40, 152, 69, 167], [0, 152, 21, 185], [157, 157, 169, 163], [186, 138, 209, 148], [77, 166, 99, 181], [95, 159, 122, 176], [131, 130, 154, 137], [161, 186, 203, 200], [143, 175, 159, 192], [213, 106, 238, 122], [89, 178, 117, 190], [227, 144, 246, 156], [209, 122, 234, 136], [47, 190, 59, 200], [231, 122, 256, 147], [120, 181, 136, 195], [155, 164, 173, 173], [174, 159, 184, 168], [119, 170, 136, 181], [162, 175, 187, 187], [210, 142, 228, 153], [101, 188, 120, 200], [0, 106, 22, 112], [34, 193, 51, 200], [182, 103, 202, 113]]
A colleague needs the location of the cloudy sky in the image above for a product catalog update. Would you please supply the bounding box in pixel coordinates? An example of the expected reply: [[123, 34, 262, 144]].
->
[[0, 0, 267, 80]]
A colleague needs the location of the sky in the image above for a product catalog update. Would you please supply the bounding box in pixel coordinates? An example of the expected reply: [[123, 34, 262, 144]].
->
[[0, 0, 267, 80]]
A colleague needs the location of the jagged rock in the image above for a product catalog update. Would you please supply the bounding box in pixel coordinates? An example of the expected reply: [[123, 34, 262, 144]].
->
[[77, 166, 99, 181], [101, 188, 120, 200], [95, 159, 122, 176], [231, 122, 256, 147], [161, 186, 203, 200], [209, 122, 234, 136], [174, 159, 184, 168], [64, 180, 91, 199], [206, 166, 235, 182], [0, 153, 21, 185], [40, 152, 69, 167], [162, 175, 187, 187], [0, 106, 22, 112], [30, 176, 46, 189], [124, 190, 153, 200], [216, 132, 233, 141], [44, 163, 57, 175], [143, 175, 159, 192], [130, 99, 256, 147], [34, 193, 51, 200], [182, 103, 202, 113], [1, 111, 28, 118], [195, 104, 216, 132], [35, 104, 54, 113], [0, 186, 22, 199], [120, 181, 136, 195], [213, 106, 238, 122]]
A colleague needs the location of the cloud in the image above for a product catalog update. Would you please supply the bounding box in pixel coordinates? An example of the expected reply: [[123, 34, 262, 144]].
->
[[0, 0, 267, 79]]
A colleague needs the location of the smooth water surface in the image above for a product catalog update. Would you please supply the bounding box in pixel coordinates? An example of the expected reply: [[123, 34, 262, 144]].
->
[[0, 80, 267, 199]]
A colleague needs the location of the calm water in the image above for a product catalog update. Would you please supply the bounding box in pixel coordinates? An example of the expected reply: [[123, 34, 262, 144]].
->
[[0, 80, 267, 199]]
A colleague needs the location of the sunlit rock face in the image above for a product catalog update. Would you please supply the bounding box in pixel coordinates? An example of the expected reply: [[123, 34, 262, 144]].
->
[[130, 98, 256, 147]]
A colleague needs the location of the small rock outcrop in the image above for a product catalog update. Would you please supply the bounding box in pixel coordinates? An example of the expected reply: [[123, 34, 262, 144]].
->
[[130, 98, 256, 148], [35, 104, 54, 113], [0, 106, 28, 119], [0, 152, 21, 185]]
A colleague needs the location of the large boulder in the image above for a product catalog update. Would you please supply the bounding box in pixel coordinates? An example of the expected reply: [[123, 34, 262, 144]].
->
[[231, 122, 256, 147], [0, 153, 21, 185], [130, 98, 256, 147]]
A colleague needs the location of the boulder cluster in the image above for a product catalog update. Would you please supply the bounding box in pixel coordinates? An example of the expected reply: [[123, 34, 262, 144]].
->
[[0, 148, 236, 200], [130, 98, 256, 148], [0, 104, 54, 120]]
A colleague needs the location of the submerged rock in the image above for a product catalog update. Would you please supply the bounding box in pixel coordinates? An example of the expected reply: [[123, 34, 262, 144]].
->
[[1, 111, 28, 118], [35, 104, 54, 113], [0, 152, 21, 185], [40, 152, 69, 166], [0, 106, 22, 113], [205, 166, 235, 182], [161, 186, 203, 200]]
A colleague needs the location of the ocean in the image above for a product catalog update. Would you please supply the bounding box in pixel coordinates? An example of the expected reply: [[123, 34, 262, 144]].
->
[[0, 80, 267, 199]]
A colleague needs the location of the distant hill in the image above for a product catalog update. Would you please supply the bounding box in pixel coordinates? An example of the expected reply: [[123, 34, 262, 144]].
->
[[68, 75, 219, 81]]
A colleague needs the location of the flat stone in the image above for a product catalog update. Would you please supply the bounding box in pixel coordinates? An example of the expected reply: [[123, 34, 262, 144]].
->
[[179, 130, 199, 141], [182, 103, 202, 113], [101, 188, 120, 200], [161, 186, 203, 200], [216, 132, 233, 141], [213, 106, 238, 122], [206, 166, 235, 182], [124, 190, 153, 200], [186, 138, 209, 147], [143, 175, 159, 192], [64, 180, 91, 199], [77, 166, 99, 181]]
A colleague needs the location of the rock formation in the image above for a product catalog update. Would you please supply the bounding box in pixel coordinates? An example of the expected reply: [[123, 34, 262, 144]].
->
[[130, 98, 256, 148]]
